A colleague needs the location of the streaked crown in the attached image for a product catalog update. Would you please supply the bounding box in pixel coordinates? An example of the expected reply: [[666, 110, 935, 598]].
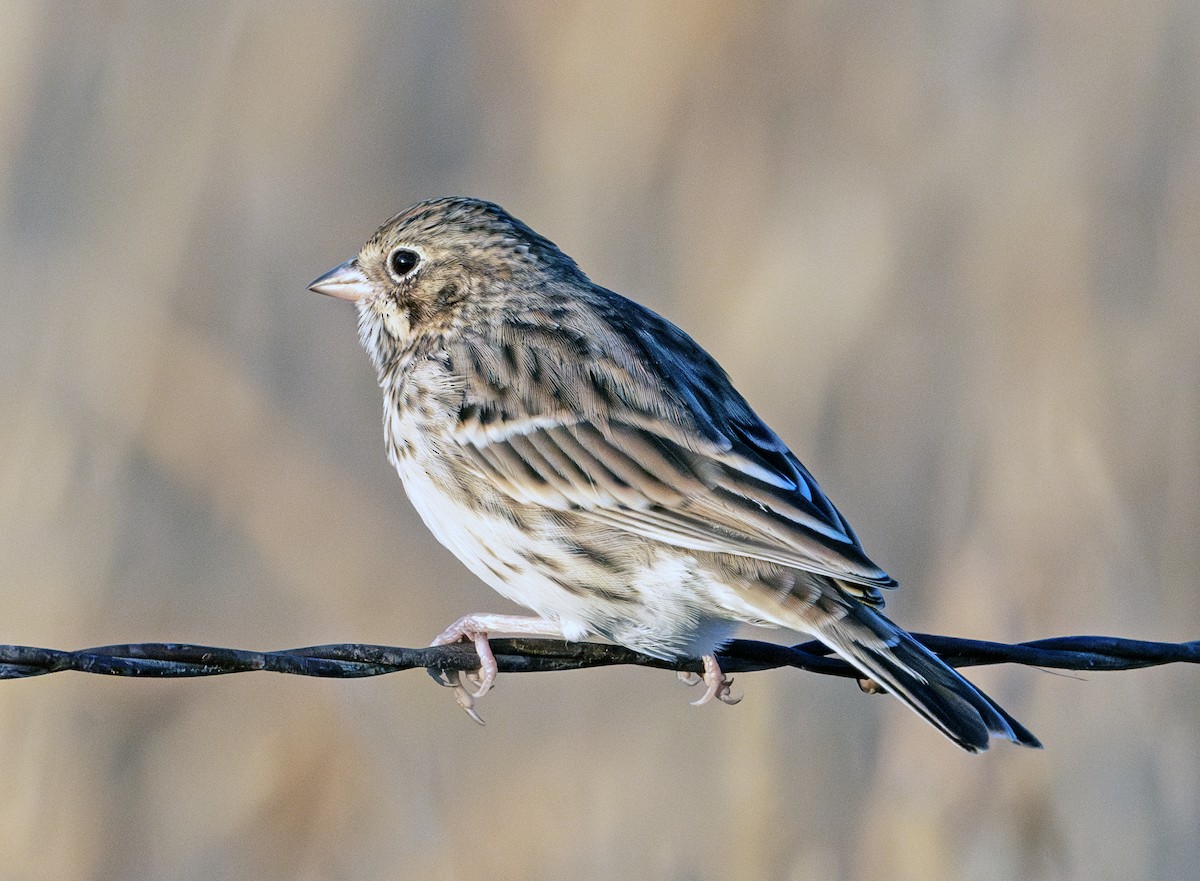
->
[[366, 197, 582, 280]]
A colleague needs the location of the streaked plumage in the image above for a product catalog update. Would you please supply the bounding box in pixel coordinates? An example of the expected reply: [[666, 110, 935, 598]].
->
[[309, 196, 1039, 752]]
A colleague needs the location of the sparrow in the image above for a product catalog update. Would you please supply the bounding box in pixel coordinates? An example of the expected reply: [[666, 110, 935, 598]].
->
[[309, 196, 1039, 752]]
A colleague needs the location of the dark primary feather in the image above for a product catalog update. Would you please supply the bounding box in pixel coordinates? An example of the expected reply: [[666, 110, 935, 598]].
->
[[817, 603, 1042, 751]]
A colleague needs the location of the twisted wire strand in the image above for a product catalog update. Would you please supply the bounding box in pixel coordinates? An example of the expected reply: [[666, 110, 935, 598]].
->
[[0, 634, 1195, 683]]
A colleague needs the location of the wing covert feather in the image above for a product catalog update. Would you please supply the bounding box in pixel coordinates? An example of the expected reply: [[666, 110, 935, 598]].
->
[[448, 295, 897, 590], [456, 415, 895, 589]]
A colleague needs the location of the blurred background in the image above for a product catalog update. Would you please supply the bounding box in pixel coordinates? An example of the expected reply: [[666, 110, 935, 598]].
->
[[2, 2, 1198, 879]]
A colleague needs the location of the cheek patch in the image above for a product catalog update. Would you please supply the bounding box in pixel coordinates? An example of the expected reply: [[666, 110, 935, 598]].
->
[[379, 301, 412, 340]]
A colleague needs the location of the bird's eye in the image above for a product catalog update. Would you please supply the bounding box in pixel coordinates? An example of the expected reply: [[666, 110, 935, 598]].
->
[[388, 248, 420, 280]]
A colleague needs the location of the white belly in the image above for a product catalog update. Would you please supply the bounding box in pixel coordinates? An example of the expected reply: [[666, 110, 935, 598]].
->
[[386, 406, 757, 657], [393, 454, 598, 641]]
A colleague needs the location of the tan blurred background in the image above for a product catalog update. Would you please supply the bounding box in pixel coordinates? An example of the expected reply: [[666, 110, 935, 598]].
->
[[2, 2, 1198, 879]]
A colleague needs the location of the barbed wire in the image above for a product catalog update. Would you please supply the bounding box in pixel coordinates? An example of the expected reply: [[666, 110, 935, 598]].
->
[[0, 634, 1196, 686]]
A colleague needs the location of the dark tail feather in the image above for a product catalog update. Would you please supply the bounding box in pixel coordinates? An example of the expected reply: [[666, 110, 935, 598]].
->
[[816, 605, 1041, 752]]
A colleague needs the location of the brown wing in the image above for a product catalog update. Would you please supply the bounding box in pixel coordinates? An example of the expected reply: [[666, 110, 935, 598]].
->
[[448, 290, 895, 591], [456, 412, 895, 590]]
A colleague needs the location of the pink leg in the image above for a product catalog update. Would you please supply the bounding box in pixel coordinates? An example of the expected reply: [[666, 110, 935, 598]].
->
[[688, 654, 742, 706], [431, 613, 565, 723]]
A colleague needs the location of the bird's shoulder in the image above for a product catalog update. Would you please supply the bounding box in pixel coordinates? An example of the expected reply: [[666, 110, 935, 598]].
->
[[445, 283, 693, 433]]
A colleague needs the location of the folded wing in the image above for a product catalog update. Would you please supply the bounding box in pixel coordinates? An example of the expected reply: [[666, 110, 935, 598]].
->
[[450, 294, 897, 593], [458, 414, 895, 591]]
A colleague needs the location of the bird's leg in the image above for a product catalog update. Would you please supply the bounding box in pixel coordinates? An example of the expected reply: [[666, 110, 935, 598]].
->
[[430, 613, 565, 723], [688, 654, 742, 706]]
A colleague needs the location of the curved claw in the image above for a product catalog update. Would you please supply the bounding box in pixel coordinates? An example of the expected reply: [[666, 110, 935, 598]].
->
[[716, 680, 742, 705], [688, 655, 742, 706], [452, 678, 487, 725]]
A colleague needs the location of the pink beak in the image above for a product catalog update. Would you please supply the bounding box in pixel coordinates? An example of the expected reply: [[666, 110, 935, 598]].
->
[[308, 259, 371, 302]]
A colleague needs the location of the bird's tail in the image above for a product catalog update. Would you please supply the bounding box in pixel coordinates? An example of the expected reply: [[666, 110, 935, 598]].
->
[[812, 603, 1041, 752]]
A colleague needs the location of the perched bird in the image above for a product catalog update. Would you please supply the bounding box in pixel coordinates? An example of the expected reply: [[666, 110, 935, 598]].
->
[[310, 196, 1039, 752]]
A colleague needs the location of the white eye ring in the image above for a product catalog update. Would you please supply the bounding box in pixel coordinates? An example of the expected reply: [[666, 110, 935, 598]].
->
[[387, 247, 423, 281]]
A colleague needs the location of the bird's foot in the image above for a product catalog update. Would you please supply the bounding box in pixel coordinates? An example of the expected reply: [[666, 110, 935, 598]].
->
[[682, 654, 742, 706], [429, 613, 565, 724], [430, 620, 497, 724]]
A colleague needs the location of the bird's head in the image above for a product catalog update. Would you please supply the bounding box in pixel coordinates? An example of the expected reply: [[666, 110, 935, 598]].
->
[[309, 197, 583, 372]]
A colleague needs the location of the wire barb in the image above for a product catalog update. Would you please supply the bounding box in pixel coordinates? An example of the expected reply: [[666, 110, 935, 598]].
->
[[0, 634, 1196, 682]]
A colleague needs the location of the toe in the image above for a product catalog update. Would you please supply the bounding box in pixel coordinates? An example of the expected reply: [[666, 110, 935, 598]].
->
[[688, 655, 742, 707], [716, 678, 743, 705], [453, 684, 487, 725]]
